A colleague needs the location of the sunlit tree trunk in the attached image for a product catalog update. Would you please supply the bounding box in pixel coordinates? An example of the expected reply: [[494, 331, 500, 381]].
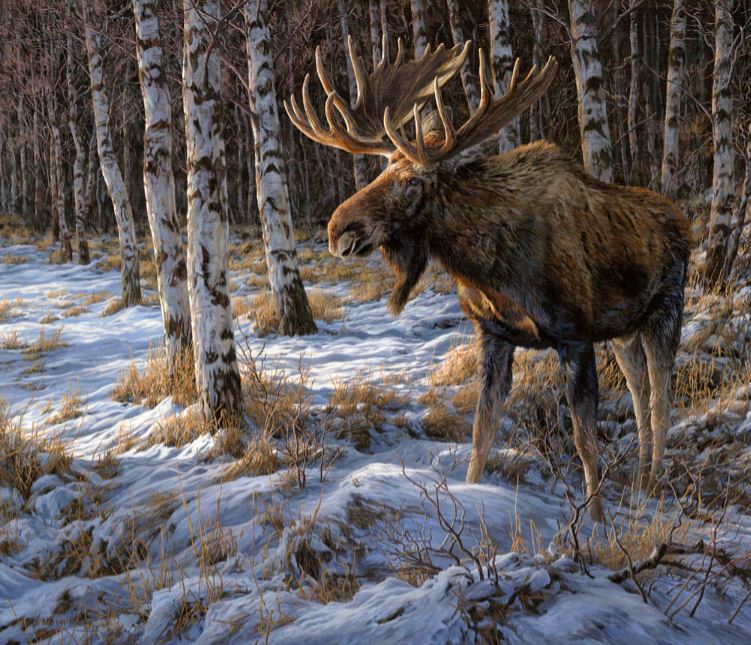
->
[[568, 0, 614, 182], [728, 125, 751, 278], [368, 0, 381, 69], [16, 97, 28, 216], [488, 0, 519, 151], [66, 30, 90, 264], [183, 0, 242, 422], [447, 0, 480, 110], [338, 0, 369, 191], [83, 132, 98, 231], [134, 0, 192, 374], [46, 81, 73, 263], [410, 0, 427, 57], [660, 1, 686, 197], [245, 0, 317, 336], [32, 96, 45, 229], [85, 7, 141, 305], [628, 0, 640, 184], [705, 0, 736, 286]]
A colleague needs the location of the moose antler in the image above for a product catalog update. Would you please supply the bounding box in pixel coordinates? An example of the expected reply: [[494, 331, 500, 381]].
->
[[284, 35, 470, 157], [384, 52, 559, 165]]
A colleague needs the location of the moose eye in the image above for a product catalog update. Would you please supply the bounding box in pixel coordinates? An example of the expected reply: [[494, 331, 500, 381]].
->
[[407, 178, 422, 188]]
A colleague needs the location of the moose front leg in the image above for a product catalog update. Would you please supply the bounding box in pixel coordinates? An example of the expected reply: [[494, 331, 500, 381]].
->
[[466, 323, 514, 484], [558, 342, 605, 522]]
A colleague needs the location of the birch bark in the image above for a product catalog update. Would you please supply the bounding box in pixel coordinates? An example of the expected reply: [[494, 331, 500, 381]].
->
[[705, 0, 736, 286], [85, 7, 142, 305], [568, 0, 614, 182], [447, 0, 480, 110], [66, 30, 90, 264], [628, 0, 640, 184], [338, 0, 369, 191], [134, 0, 192, 373], [182, 0, 242, 421], [46, 81, 73, 263], [410, 0, 428, 57], [488, 0, 519, 151], [245, 0, 317, 336], [660, 2, 686, 197]]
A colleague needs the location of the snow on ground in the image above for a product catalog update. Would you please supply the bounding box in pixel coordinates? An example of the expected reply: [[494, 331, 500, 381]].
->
[[1, 235, 751, 643]]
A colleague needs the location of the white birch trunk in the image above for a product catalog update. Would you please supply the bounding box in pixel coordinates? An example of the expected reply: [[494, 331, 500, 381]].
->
[[728, 125, 751, 277], [85, 11, 142, 305], [447, 0, 480, 110], [33, 96, 45, 228], [338, 0, 369, 191], [705, 0, 736, 285], [182, 0, 242, 421], [410, 0, 428, 57], [568, 0, 614, 182], [51, 124, 73, 262], [66, 31, 90, 264], [10, 133, 17, 213], [368, 0, 382, 70], [628, 0, 640, 184], [134, 0, 192, 373], [83, 131, 98, 231], [245, 0, 317, 336], [660, 0, 686, 197], [488, 0, 519, 152], [17, 97, 28, 215]]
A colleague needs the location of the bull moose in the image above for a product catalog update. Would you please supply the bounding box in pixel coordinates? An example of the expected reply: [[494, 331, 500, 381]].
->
[[285, 38, 689, 520]]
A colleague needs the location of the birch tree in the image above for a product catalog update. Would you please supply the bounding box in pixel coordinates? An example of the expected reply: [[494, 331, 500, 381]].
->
[[245, 0, 317, 336], [338, 0, 369, 190], [447, 0, 480, 110], [46, 80, 73, 263], [85, 5, 141, 305], [66, 28, 90, 264], [368, 0, 381, 69], [628, 0, 640, 184], [705, 0, 736, 286], [488, 0, 519, 151], [183, 0, 242, 421], [568, 0, 614, 182], [410, 0, 428, 57], [660, 0, 686, 198], [133, 0, 192, 373]]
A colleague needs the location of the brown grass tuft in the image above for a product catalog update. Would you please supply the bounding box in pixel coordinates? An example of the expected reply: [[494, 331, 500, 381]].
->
[[250, 289, 345, 335], [429, 341, 478, 387], [112, 347, 197, 408], [421, 403, 471, 442], [0, 298, 24, 321]]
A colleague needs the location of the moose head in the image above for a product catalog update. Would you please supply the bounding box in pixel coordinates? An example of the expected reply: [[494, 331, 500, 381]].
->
[[285, 37, 558, 315]]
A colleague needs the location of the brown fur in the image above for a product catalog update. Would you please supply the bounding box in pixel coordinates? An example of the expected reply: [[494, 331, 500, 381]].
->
[[327, 139, 690, 520]]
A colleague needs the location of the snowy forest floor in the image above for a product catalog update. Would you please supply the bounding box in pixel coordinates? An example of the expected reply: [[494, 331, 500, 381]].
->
[[2, 216, 751, 643]]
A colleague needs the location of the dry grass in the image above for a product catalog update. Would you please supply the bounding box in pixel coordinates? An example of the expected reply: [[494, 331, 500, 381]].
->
[[145, 409, 216, 449], [0, 298, 24, 321], [47, 390, 83, 426], [1, 254, 28, 265], [61, 305, 88, 319], [81, 290, 112, 306], [453, 381, 480, 415], [421, 403, 471, 442], [0, 400, 71, 499], [1, 329, 28, 350], [112, 347, 197, 408], [39, 314, 59, 324], [100, 298, 128, 317], [21, 327, 68, 357], [429, 341, 478, 387], [250, 289, 346, 335], [98, 254, 121, 272], [326, 376, 408, 450], [223, 436, 279, 479]]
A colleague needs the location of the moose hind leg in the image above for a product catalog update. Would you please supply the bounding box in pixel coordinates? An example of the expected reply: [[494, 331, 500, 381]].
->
[[611, 334, 652, 490], [558, 342, 604, 522], [466, 323, 514, 484]]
